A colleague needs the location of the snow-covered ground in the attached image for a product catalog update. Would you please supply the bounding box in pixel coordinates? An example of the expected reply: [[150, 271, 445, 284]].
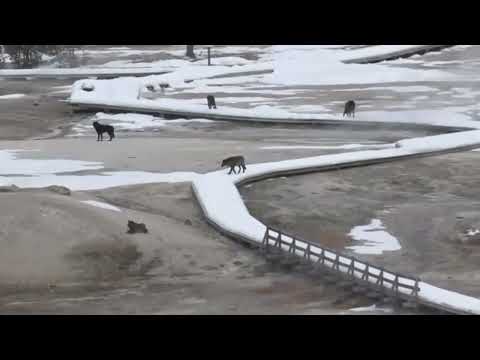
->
[[67, 45, 480, 131], [387, 46, 474, 68], [264, 46, 456, 86]]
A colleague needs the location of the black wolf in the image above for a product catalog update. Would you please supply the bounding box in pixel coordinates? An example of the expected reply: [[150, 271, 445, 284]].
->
[[93, 121, 115, 141], [221, 156, 247, 175], [207, 95, 217, 109], [343, 100, 356, 118], [127, 220, 148, 234]]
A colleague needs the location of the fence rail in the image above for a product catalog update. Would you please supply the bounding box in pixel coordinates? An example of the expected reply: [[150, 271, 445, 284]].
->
[[262, 227, 420, 299]]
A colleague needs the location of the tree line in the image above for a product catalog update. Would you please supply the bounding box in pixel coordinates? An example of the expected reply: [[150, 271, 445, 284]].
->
[[2, 45, 83, 68], [2, 45, 197, 68]]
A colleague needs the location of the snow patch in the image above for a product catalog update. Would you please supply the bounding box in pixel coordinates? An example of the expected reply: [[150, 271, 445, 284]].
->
[[0, 171, 200, 191], [467, 229, 480, 236], [81, 200, 122, 212], [0, 150, 102, 176], [0, 93, 26, 100], [347, 219, 401, 255], [348, 304, 393, 313], [261, 144, 394, 151]]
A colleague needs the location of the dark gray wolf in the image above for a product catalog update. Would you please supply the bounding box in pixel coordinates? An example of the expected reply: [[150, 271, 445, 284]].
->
[[221, 156, 247, 175], [207, 95, 217, 109], [127, 220, 148, 234], [93, 121, 115, 141], [343, 100, 356, 118]]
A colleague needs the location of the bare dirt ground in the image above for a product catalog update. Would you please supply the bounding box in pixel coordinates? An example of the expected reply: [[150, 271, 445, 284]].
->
[[0, 184, 419, 315]]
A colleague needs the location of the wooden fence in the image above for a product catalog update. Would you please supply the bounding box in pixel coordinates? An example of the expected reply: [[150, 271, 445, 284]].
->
[[262, 227, 420, 299]]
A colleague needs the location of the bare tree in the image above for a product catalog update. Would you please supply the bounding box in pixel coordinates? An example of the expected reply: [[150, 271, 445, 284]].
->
[[186, 45, 195, 59]]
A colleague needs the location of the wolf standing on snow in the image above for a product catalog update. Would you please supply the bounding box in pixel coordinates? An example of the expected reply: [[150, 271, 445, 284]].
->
[[207, 95, 217, 109]]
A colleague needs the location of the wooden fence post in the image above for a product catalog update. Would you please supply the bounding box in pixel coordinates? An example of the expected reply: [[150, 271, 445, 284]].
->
[[362, 264, 369, 281], [305, 243, 311, 260], [413, 278, 420, 297], [262, 228, 269, 252], [289, 238, 296, 254], [393, 275, 399, 294], [277, 232, 281, 249], [348, 258, 355, 277]]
